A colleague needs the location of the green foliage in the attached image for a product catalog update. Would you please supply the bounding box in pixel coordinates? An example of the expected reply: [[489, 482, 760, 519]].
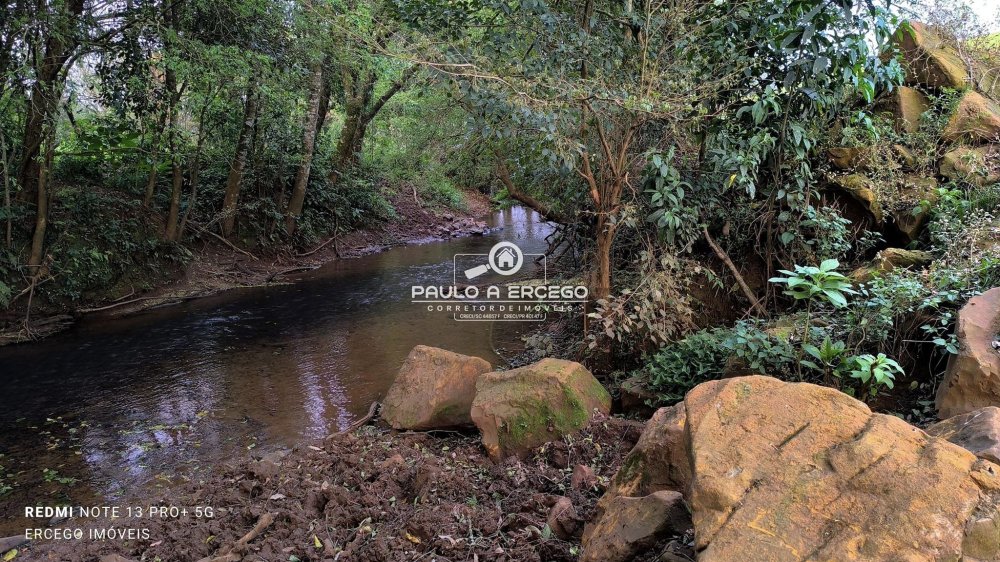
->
[[769, 259, 856, 308], [847, 353, 903, 396]]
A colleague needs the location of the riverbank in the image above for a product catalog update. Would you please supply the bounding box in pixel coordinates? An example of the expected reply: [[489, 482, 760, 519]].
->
[[0, 189, 494, 346], [16, 415, 664, 562]]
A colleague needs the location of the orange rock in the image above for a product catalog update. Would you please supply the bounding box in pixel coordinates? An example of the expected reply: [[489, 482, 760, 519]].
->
[[892, 86, 930, 134], [583, 403, 690, 545], [580, 491, 690, 562], [928, 406, 1000, 464], [936, 288, 1000, 419], [381, 345, 491, 430], [893, 22, 969, 90], [943, 90, 1000, 144], [685, 376, 1000, 561], [470, 358, 610, 460]]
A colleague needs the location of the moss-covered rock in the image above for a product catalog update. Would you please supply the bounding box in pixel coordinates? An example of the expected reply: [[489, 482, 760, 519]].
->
[[942, 90, 1000, 144], [470, 358, 610, 459], [830, 174, 883, 222], [940, 145, 1000, 186]]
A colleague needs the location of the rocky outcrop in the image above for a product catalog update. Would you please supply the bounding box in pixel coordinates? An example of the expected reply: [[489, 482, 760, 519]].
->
[[894, 175, 938, 241], [894, 22, 969, 90], [940, 145, 1000, 186], [587, 376, 1000, 561], [936, 288, 1000, 418], [381, 346, 492, 430], [830, 174, 883, 222], [580, 491, 690, 562], [891, 85, 931, 134], [470, 358, 610, 459], [928, 406, 1000, 464], [684, 376, 1000, 560], [943, 90, 1000, 144]]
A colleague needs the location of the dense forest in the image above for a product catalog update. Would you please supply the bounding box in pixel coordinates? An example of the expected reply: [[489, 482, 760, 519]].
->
[[1, 0, 997, 409], [2, 0, 1000, 558]]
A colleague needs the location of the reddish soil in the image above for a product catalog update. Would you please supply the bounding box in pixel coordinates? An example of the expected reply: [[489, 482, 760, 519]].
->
[[24, 415, 644, 562]]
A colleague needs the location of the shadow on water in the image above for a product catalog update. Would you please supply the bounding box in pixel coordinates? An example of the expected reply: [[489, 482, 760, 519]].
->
[[0, 207, 553, 532]]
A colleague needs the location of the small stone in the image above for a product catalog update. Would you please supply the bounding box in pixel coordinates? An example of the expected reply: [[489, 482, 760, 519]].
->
[[571, 464, 597, 491]]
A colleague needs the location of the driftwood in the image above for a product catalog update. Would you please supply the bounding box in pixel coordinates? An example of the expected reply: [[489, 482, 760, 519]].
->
[[265, 265, 318, 282], [197, 512, 275, 562], [296, 235, 339, 257], [77, 293, 205, 314], [338, 401, 380, 435]]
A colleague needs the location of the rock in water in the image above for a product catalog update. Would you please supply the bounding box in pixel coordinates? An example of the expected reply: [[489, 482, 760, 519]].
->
[[685, 376, 1000, 561], [937, 287, 1000, 418], [381, 345, 492, 430], [580, 491, 691, 562], [928, 407, 1000, 464], [470, 358, 610, 459]]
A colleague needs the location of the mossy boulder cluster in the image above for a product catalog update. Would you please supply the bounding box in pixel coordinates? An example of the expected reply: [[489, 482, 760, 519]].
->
[[381, 347, 611, 459], [582, 375, 1000, 562], [829, 21, 1000, 253]]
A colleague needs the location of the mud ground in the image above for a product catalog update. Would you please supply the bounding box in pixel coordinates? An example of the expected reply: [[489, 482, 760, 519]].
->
[[20, 415, 674, 561]]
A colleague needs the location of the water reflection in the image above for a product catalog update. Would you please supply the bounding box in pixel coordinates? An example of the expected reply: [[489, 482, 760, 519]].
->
[[0, 207, 553, 533]]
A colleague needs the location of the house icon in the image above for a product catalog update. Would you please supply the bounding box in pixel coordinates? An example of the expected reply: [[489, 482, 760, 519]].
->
[[496, 247, 517, 270]]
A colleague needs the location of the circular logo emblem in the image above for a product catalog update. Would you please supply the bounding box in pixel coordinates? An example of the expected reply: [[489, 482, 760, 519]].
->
[[488, 241, 524, 276]]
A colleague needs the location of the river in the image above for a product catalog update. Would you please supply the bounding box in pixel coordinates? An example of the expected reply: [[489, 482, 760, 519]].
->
[[0, 207, 554, 534]]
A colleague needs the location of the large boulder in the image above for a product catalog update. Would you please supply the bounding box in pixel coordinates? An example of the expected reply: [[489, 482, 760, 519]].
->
[[939, 145, 1000, 186], [587, 375, 1000, 561], [685, 376, 1000, 561], [943, 90, 1000, 144], [893, 22, 969, 90], [381, 346, 492, 430], [936, 288, 1000, 419], [928, 406, 1000, 464], [470, 358, 611, 459], [580, 491, 691, 562], [891, 85, 931, 134], [583, 403, 691, 545]]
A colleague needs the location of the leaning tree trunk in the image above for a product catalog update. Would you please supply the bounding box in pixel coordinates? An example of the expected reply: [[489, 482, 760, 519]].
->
[[284, 63, 324, 236], [221, 80, 259, 237]]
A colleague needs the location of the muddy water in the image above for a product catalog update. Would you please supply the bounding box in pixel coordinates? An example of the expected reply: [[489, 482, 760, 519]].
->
[[0, 207, 553, 533]]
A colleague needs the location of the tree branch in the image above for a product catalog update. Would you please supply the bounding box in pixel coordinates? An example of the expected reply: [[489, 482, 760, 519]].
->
[[495, 157, 568, 224]]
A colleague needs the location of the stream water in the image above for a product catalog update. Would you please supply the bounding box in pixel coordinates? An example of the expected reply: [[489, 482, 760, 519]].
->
[[0, 207, 554, 534]]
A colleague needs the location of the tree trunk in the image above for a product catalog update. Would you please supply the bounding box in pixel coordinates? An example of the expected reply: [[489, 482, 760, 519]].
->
[[284, 63, 324, 235], [162, 62, 183, 241], [142, 111, 167, 207], [221, 80, 259, 237], [28, 132, 54, 268], [589, 214, 615, 301], [17, 0, 83, 203]]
